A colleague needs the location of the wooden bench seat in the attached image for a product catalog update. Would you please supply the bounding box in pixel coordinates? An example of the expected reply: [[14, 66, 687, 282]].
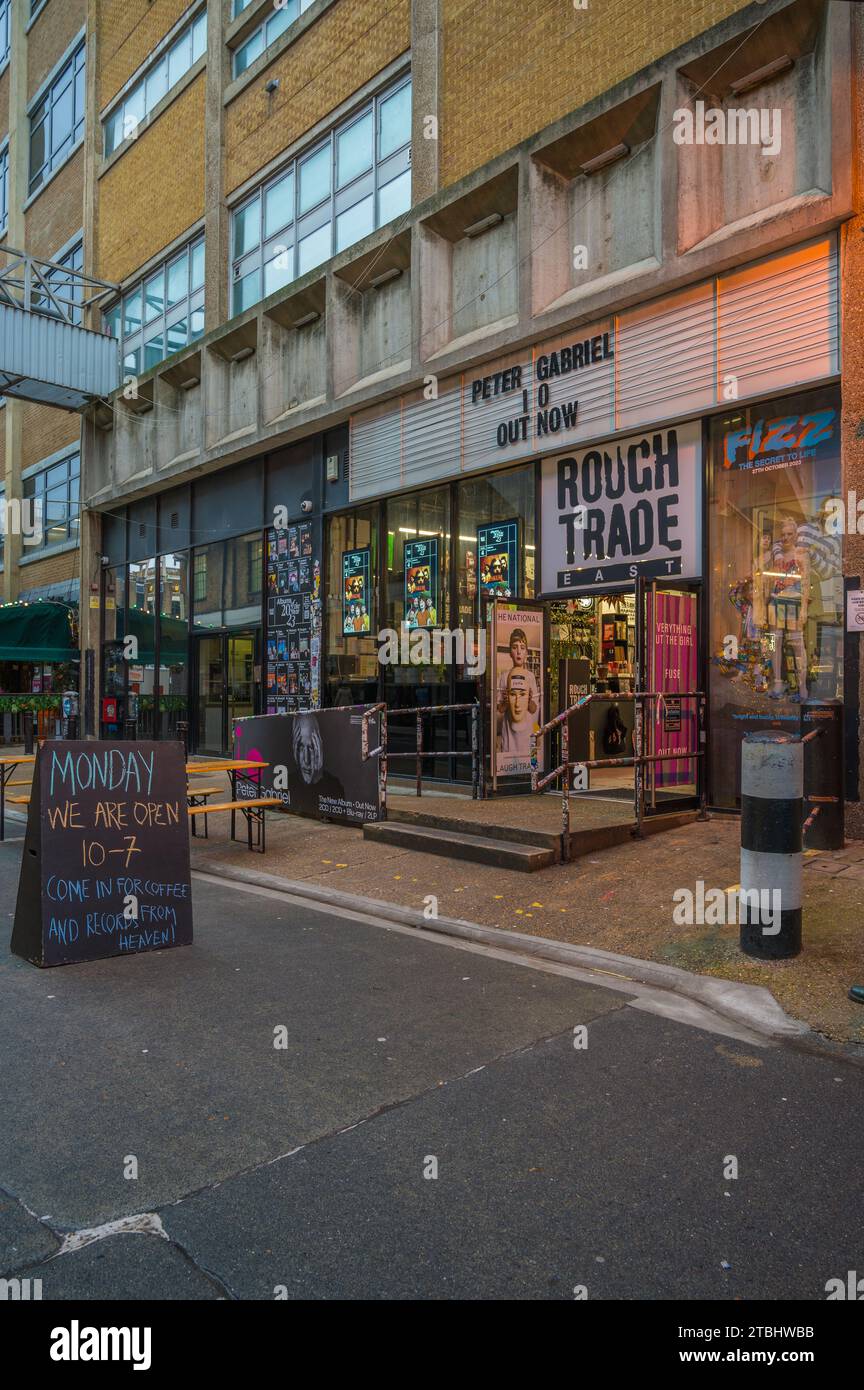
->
[[188, 797, 282, 852]]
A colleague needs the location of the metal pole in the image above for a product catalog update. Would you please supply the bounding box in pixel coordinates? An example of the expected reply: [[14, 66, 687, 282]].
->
[[697, 696, 709, 820], [633, 695, 645, 839], [561, 715, 571, 863], [379, 705, 388, 821], [471, 703, 479, 801], [416, 710, 423, 797]]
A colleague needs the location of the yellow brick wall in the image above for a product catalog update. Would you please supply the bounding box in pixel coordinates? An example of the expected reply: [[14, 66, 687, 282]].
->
[[24, 146, 85, 259], [96, 74, 206, 283], [96, 0, 193, 111], [224, 0, 410, 195], [20, 403, 81, 475], [440, 0, 754, 186], [16, 548, 80, 594], [27, 0, 87, 102]]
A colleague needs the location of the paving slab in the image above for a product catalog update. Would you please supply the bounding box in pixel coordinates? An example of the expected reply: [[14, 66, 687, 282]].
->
[[24, 1233, 223, 1300], [0, 1191, 59, 1271]]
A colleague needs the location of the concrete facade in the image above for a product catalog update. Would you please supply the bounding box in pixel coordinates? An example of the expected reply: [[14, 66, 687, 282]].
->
[[65, 0, 861, 815]]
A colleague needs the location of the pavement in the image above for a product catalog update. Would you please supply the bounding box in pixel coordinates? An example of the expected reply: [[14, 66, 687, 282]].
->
[[180, 787, 864, 1048], [2, 841, 864, 1301]]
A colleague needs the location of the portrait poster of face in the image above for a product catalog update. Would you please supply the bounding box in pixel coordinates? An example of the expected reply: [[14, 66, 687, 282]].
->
[[491, 601, 545, 783], [478, 520, 519, 606], [404, 538, 439, 630], [342, 548, 371, 635], [234, 710, 381, 824]]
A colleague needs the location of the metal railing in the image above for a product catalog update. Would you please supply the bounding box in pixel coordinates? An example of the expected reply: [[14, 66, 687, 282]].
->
[[531, 691, 707, 861], [361, 701, 481, 816], [0, 245, 117, 326]]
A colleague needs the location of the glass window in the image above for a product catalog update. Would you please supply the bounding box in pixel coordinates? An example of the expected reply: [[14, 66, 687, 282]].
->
[[21, 452, 80, 552], [456, 466, 536, 621], [232, 0, 315, 79], [192, 543, 224, 630], [28, 40, 86, 193], [378, 83, 411, 159], [230, 77, 411, 311], [0, 144, 8, 235], [167, 251, 188, 306], [337, 111, 373, 188], [160, 553, 190, 738], [299, 144, 330, 214], [264, 171, 294, 237], [105, 233, 205, 373], [32, 238, 84, 324], [324, 507, 379, 708], [225, 534, 263, 626], [233, 0, 254, 15], [103, 9, 207, 157], [0, 2, 10, 69], [708, 387, 843, 809]]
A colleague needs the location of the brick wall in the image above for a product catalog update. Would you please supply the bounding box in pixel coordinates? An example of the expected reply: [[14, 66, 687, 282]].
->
[[17, 548, 80, 593], [96, 0, 192, 110], [24, 146, 85, 259], [19, 403, 80, 475], [224, 0, 410, 195], [0, 61, 9, 135], [27, 0, 86, 101], [96, 73, 206, 283], [439, 0, 754, 187]]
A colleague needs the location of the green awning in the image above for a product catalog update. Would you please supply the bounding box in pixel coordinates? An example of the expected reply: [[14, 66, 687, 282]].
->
[[0, 601, 76, 662]]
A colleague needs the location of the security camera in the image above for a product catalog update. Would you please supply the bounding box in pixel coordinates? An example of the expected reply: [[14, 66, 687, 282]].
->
[[100, 555, 111, 566], [300, 499, 313, 514]]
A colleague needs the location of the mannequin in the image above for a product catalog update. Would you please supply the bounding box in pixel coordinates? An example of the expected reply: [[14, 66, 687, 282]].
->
[[768, 516, 810, 702]]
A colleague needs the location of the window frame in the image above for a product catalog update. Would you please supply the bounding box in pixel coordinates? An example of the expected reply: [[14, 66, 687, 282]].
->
[[103, 231, 206, 377], [0, 1, 10, 71], [21, 451, 81, 554], [27, 36, 86, 196], [232, 0, 316, 80], [0, 139, 9, 237], [102, 5, 207, 159], [230, 74, 412, 316]]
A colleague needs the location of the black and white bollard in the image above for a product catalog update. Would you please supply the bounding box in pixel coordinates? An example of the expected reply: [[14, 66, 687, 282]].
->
[[739, 731, 802, 960]]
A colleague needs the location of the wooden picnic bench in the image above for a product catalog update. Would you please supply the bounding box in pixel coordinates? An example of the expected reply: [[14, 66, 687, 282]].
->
[[188, 796, 282, 852]]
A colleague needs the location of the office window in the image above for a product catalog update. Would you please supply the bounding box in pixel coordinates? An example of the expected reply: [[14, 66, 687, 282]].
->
[[22, 453, 80, 551], [231, 76, 411, 314], [29, 40, 86, 194], [36, 239, 84, 324], [104, 9, 207, 156], [0, 2, 9, 69], [103, 233, 205, 375], [0, 144, 8, 235], [30, 1, 51, 19], [193, 551, 208, 603], [233, 0, 315, 78], [233, 0, 254, 16]]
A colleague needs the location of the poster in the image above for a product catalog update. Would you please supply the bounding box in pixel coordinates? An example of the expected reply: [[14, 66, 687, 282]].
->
[[404, 538, 439, 628], [234, 709, 381, 824], [478, 520, 519, 603], [11, 741, 193, 968], [343, 549, 371, 634], [491, 602, 545, 781], [648, 590, 698, 789], [266, 524, 321, 715], [540, 422, 702, 593]]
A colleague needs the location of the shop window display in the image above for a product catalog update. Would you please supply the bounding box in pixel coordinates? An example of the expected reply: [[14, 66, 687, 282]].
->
[[708, 387, 842, 808]]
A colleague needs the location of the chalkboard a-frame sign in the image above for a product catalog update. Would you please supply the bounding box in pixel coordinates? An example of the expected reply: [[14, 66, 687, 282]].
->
[[11, 740, 193, 968]]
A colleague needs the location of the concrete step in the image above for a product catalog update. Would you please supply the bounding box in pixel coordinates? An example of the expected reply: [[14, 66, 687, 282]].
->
[[364, 820, 558, 871], [385, 805, 561, 850]]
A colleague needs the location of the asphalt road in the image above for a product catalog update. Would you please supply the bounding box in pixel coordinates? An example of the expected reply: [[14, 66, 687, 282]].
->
[[0, 839, 862, 1301]]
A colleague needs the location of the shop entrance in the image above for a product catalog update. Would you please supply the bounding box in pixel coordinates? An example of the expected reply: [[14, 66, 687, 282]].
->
[[194, 629, 259, 755], [547, 581, 703, 812]]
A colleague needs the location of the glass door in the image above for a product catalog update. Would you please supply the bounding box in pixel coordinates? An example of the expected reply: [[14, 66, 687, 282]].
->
[[197, 635, 225, 755], [195, 629, 260, 754], [637, 580, 703, 813], [227, 632, 256, 743]]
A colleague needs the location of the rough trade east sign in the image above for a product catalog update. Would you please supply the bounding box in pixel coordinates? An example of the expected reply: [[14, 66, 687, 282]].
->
[[540, 422, 702, 594]]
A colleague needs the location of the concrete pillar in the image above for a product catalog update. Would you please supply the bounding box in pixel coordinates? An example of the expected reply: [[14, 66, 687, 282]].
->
[[204, 0, 230, 333], [410, 0, 441, 204]]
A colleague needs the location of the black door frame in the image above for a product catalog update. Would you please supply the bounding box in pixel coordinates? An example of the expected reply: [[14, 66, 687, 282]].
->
[[191, 626, 261, 755]]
